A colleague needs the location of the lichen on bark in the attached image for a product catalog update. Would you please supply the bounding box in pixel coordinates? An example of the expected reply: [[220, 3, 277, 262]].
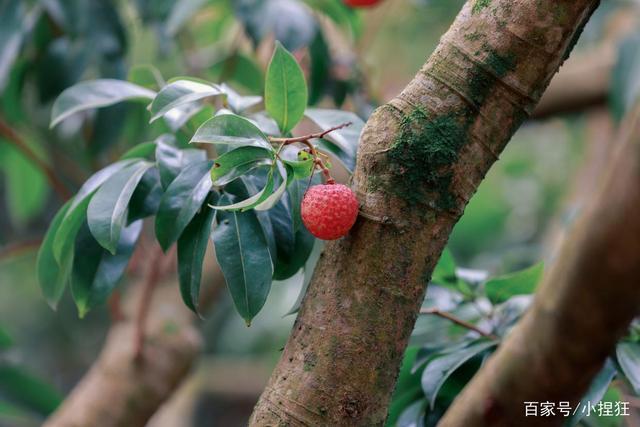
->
[[387, 107, 470, 211]]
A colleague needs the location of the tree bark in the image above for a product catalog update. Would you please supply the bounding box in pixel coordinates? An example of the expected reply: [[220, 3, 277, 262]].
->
[[43, 260, 224, 427], [249, 1, 600, 425], [438, 103, 640, 427]]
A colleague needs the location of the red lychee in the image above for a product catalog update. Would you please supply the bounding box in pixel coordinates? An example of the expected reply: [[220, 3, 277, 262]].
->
[[301, 183, 359, 240]]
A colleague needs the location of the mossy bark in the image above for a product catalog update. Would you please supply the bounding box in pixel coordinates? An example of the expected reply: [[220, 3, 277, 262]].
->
[[438, 104, 640, 427], [249, 0, 600, 425]]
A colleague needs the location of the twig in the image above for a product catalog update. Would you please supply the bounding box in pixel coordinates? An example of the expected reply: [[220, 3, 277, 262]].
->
[[268, 122, 352, 145], [134, 245, 174, 361], [269, 122, 352, 184], [420, 307, 499, 340], [108, 291, 125, 323], [0, 238, 42, 261], [0, 117, 72, 200]]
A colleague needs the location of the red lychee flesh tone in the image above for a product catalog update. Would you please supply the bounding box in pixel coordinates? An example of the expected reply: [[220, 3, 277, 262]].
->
[[343, 0, 383, 8], [301, 183, 359, 240]]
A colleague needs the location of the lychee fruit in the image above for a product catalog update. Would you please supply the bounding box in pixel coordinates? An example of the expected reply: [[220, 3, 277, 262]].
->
[[301, 183, 359, 240]]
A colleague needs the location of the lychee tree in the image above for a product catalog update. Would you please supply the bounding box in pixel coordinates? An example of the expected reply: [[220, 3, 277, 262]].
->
[[33, 0, 640, 426]]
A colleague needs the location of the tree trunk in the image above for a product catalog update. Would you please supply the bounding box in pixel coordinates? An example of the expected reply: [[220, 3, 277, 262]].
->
[[437, 103, 640, 427], [249, 1, 600, 425]]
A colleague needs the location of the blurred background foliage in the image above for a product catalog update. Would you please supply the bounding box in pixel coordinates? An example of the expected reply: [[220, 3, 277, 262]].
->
[[1, 0, 640, 425]]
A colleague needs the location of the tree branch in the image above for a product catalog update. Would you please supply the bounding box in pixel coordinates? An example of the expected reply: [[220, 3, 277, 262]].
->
[[268, 122, 352, 144], [249, 1, 601, 425], [438, 102, 640, 427], [43, 257, 225, 427], [0, 117, 72, 200], [420, 308, 498, 340]]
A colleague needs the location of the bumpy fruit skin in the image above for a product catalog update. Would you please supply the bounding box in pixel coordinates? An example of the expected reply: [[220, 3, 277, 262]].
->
[[301, 183, 359, 240], [344, 0, 382, 7]]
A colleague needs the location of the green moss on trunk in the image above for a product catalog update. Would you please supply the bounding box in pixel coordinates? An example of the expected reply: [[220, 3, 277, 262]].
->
[[387, 108, 469, 211]]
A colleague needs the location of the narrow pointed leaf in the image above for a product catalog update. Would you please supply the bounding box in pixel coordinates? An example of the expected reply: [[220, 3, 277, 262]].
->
[[190, 113, 272, 149], [54, 159, 141, 265], [155, 140, 207, 189], [127, 167, 163, 222], [37, 201, 72, 309], [421, 340, 496, 409], [155, 160, 214, 251], [149, 79, 221, 122], [51, 79, 155, 128], [71, 220, 142, 318], [212, 198, 273, 324], [265, 42, 308, 134], [87, 161, 152, 254], [567, 359, 617, 427], [177, 195, 217, 314], [213, 172, 274, 211], [484, 262, 544, 304], [210, 146, 273, 186], [0, 364, 62, 416], [617, 342, 640, 394], [254, 162, 289, 211], [120, 141, 157, 160]]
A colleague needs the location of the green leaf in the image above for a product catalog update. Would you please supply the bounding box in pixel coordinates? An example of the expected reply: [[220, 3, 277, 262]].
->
[[254, 162, 289, 211], [567, 359, 617, 427], [211, 56, 265, 96], [210, 146, 273, 186], [120, 141, 157, 160], [155, 160, 214, 251], [265, 42, 308, 134], [213, 171, 275, 211], [50, 79, 156, 128], [421, 340, 495, 409], [432, 248, 456, 285], [71, 220, 142, 318], [87, 161, 153, 254], [127, 168, 163, 222], [212, 197, 274, 325], [190, 113, 272, 149], [177, 196, 217, 314], [127, 64, 164, 91], [0, 364, 62, 416], [484, 262, 544, 305], [617, 342, 640, 394], [221, 83, 262, 113], [149, 79, 221, 122], [0, 326, 12, 350], [155, 139, 207, 189], [387, 347, 425, 427], [395, 400, 426, 427], [0, 0, 27, 91], [283, 149, 315, 180], [37, 201, 72, 309], [52, 160, 138, 271]]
